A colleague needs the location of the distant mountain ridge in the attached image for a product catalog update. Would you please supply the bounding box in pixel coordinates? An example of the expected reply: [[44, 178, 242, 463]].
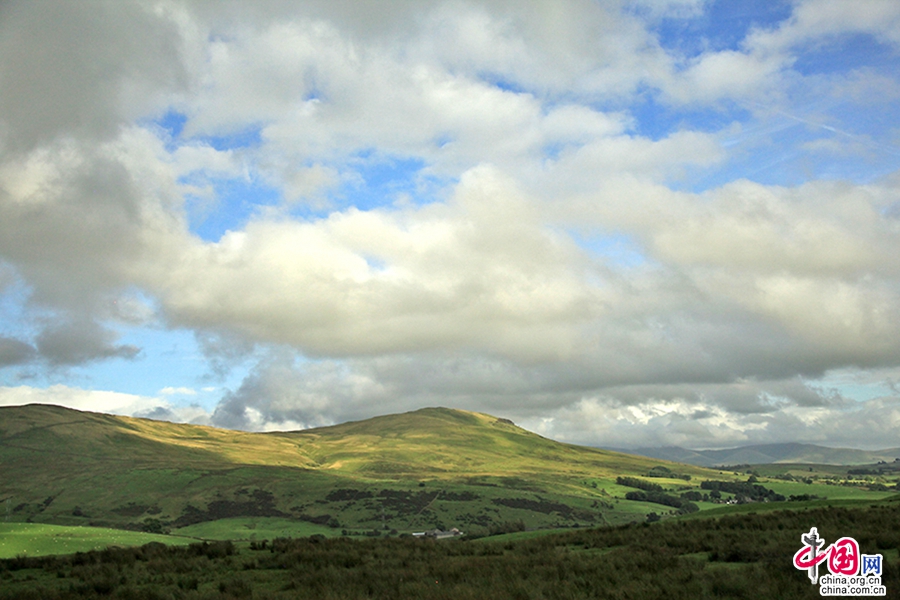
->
[[622, 442, 900, 467]]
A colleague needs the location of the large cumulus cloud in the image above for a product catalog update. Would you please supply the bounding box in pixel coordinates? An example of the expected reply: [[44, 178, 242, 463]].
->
[[1, 0, 899, 449]]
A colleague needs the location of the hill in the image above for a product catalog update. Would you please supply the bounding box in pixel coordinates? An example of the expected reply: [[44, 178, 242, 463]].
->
[[1, 404, 722, 535], [627, 442, 900, 467]]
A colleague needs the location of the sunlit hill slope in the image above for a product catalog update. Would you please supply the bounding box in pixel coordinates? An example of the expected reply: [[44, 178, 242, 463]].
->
[[0, 404, 718, 534]]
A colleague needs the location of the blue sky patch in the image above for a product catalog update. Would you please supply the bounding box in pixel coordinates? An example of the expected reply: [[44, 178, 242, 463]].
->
[[651, 0, 793, 57], [194, 126, 264, 152], [185, 177, 282, 242], [479, 73, 530, 95], [569, 230, 647, 269], [628, 93, 749, 141], [333, 153, 432, 211], [792, 33, 900, 76], [155, 110, 188, 139]]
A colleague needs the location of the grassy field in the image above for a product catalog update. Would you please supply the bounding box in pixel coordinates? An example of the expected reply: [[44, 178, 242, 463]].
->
[[2, 501, 898, 599], [0, 523, 191, 559], [763, 479, 897, 501]]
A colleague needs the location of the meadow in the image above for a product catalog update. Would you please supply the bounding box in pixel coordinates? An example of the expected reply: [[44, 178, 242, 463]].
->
[[0, 523, 191, 559]]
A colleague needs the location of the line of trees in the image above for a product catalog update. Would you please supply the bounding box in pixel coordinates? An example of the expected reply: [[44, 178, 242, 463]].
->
[[616, 476, 663, 492], [617, 476, 698, 513], [623, 490, 699, 514], [700, 480, 785, 502]]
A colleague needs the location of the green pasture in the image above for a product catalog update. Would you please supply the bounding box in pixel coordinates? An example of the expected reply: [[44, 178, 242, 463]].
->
[[750, 462, 900, 478], [762, 479, 897, 501], [680, 494, 900, 520], [0, 523, 191, 559], [173, 517, 338, 541]]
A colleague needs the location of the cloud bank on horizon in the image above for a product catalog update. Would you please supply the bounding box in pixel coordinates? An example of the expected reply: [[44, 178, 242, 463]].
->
[[1, 0, 900, 450]]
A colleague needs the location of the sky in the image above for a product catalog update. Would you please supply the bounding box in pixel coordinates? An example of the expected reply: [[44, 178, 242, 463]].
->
[[1, 0, 900, 451]]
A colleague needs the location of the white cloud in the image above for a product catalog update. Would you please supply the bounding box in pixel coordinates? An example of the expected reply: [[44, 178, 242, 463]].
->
[[651, 179, 895, 275], [747, 0, 900, 53], [828, 68, 900, 106], [160, 386, 197, 396], [543, 128, 725, 188], [664, 49, 789, 104], [0, 384, 166, 417], [526, 383, 900, 451], [0, 384, 213, 425], [148, 165, 601, 361], [1, 0, 899, 450]]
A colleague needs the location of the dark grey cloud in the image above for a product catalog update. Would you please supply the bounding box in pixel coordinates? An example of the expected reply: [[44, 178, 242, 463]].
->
[[133, 404, 211, 426], [202, 345, 900, 451], [211, 351, 358, 431], [0, 0, 190, 374], [206, 349, 849, 435], [0, 336, 35, 366], [195, 330, 257, 379], [0, 0, 188, 152], [0, 143, 159, 309], [35, 317, 139, 366]]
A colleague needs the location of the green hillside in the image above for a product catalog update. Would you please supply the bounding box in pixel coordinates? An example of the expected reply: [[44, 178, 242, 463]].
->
[[273, 407, 698, 485], [0, 405, 700, 533], [2, 404, 892, 543]]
